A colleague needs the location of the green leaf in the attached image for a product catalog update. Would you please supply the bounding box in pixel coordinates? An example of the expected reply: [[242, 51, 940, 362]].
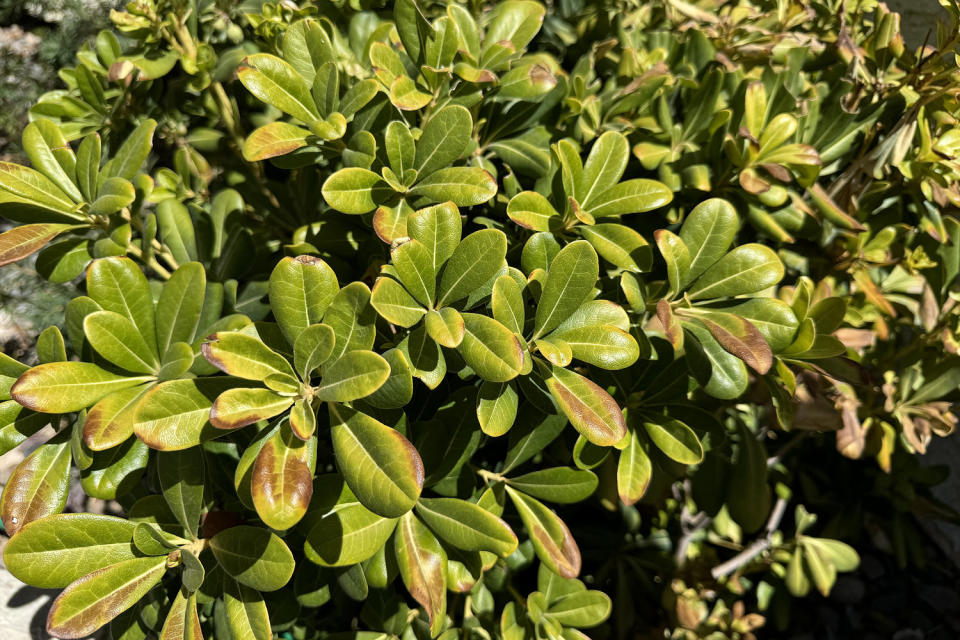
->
[[46, 556, 167, 638], [87, 257, 158, 356], [2, 514, 137, 588], [535, 240, 599, 338], [238, 54, 319, 122], [1, 439, 71, 535], [578, 223, 652, 272], [576, 131, 628, 209], [437, 229, 507, 306], [132, 522, 178, 556], [243, 122, 310, 162], [315, 350, 390, 402], [507, 191, 561, 232], [393, 240, 436, 307], [156, 262, 206, 357], [223, 579, 272, 640], [311, 61, 340, 116], [643, 416, 704, 464], [321, 167, 388, 214], [722, 298, 799, 353], [202, 332, 296, 381], [75, 133, 100, 202], [506, 467, 598, 504], [803, 537, 860, 572], [687, 244, 785, 300], [22, 120, 81, 202], [617, 429, 652, 505], [447, 4, 479, 59], [415, 105, 473, 177], [416, 497, 518, 556], [389, 75, 432, 110], [156, 200, 198, 265], [545, 365, 626, 446], [210, 525, 295, 592], [371, 276, 426, 327], [654, 229, 690, 298], [106, 119, 156, 181], [80, 437, 149, 500], [0, 402, 49, 456], [546, 590, 612, 628], [425, 307, 465, 348], [679, 198, 739, 285], [0, 223, 74, 268], [0, 161, 77, 214], [157, 447, 205, 539], [409, 167, 498, 207], [35, 237, 91, 283], [407, 201, 461, 272], [294, 323, 335, 380], [483, 0, 545, 54], [11, 362, 152, 413], [385, 121, 415, 177], [305, 502, 398, 567], [323, 282, 377, 360], [281, 18, 334, 84], [89, 177, 135, 216], [459, 313, 524, 382], [159, 589, 203, 640], [133, 378, 228, 451], [85, 311, 160, 374], [477, 380, 519, 437], [492, 274, 525, 335], [727, 423, 771, 534], [548, 324, 639, 370], [504, 486, 581, 578], [400, 326, 446, 389], [329, 404, 424, 518], [269, 255, 339, 344], [684, 323, 750, 399], [498, 63, 557, 100], [394, 512, 447, 637], [251, 422, 315, 530], [364, 348, 414, 410]]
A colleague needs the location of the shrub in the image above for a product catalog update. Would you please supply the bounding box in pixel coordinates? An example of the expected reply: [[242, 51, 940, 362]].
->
[[0, 1, 959, 638]]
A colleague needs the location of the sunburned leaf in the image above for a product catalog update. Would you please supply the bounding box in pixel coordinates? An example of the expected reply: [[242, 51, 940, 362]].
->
[[394, 512, 447, 637], [46, 556, 167, 638], [545, 365, 626, 446], [505, 486, 581, 578]]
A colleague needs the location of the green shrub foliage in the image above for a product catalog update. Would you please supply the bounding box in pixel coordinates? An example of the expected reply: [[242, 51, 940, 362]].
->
[[1, 0, 959, 638]]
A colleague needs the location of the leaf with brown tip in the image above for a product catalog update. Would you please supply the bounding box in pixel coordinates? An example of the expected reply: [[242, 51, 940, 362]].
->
[[210, 387, 293, 430], [700, 313, 773, 374], [251, 421, 316, 530], [545, 365, 626, 446], [504, 486, 581, 578], [201, 332, 296, 382], [0, 223, 73, 267], [12, 362, 152, 414], [82, 384, 151, 451], [46, 556, 166, 639], [159, 589, 203, 640], [1, 437, 71, 535], [394, 512, 447, 637]]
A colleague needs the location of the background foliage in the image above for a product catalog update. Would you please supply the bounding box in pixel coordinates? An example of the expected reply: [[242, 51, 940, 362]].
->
[[2, 0, 960, 639]]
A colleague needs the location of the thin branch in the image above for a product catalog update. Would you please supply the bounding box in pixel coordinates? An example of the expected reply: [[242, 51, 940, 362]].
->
[[710, 496, 789, 580]]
